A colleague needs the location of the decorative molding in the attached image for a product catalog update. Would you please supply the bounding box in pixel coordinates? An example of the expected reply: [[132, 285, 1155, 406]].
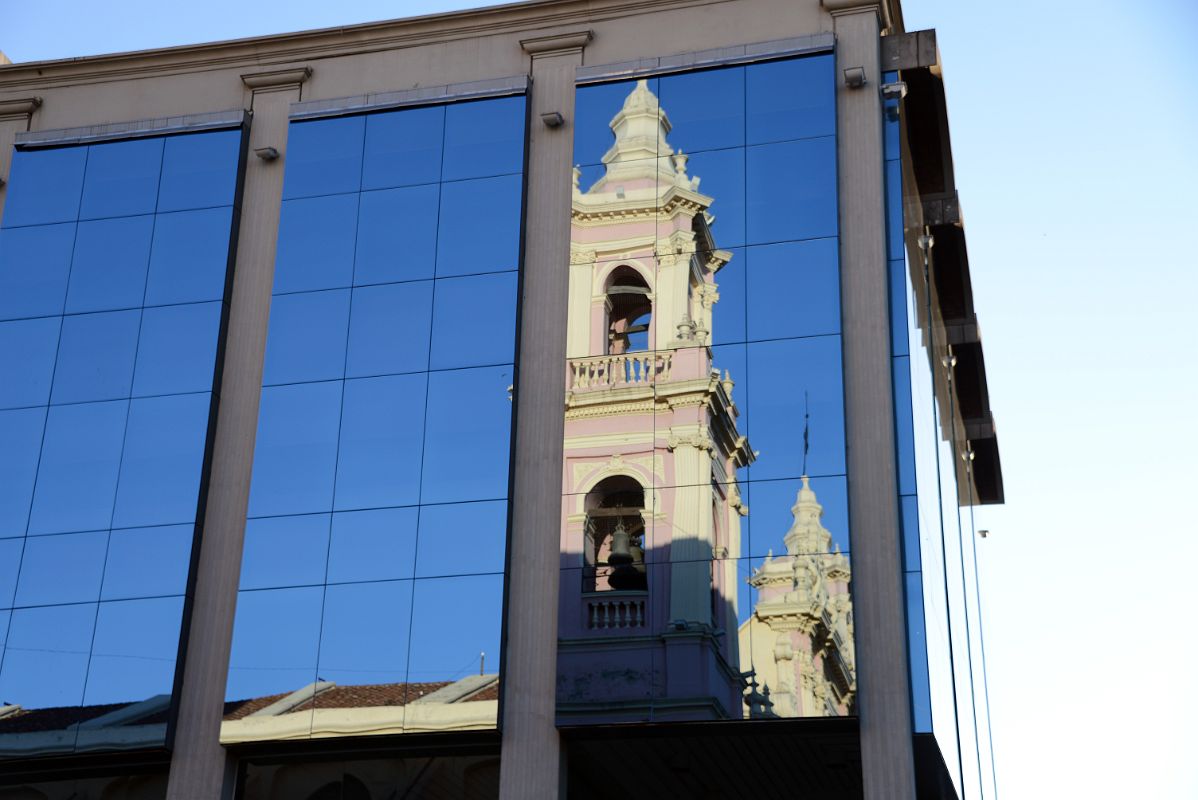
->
[[241, 66, 312, 90], [0, 96, 41, 121], [520, 29, 594, 55], [821, 0, 891, 28]]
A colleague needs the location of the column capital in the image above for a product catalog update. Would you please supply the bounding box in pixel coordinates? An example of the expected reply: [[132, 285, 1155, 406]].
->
[[521, 30, 593, 57]]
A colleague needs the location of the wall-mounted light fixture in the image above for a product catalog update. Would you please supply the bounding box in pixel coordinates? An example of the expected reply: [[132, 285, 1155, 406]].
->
[[254, 146, 280, 161], [541, 111, 564, 128], [843, 67, 867, 89]]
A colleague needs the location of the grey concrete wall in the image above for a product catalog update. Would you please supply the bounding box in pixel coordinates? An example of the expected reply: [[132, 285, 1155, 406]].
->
[[828, 4, 917, 799], [165, 72, 305, 800]]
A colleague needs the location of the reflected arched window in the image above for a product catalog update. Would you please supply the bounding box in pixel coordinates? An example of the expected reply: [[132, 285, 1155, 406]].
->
[[605, 266, 651, 354], [583, 476, 647, 592]]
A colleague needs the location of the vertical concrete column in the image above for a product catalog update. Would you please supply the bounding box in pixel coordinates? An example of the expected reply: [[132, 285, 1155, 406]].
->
[[499, 31, 589, 800], [166, 68, 309, 800], [824, 3, 918, 798], [0, 97, 42, 221]]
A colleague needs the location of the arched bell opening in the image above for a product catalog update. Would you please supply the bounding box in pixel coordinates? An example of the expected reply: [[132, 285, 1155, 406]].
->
[[605, 266, 652, 354], [583, 475, 647, 592]]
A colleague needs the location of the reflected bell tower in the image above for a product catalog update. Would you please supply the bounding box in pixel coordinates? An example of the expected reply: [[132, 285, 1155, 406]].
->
[[557, 80, 754, 723]]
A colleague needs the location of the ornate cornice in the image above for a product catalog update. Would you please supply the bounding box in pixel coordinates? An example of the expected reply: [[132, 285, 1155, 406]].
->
[[241, 67, 312, 90]]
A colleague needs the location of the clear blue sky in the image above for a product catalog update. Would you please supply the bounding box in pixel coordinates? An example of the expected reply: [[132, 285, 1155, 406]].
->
[[4, 1, 1196, 796]]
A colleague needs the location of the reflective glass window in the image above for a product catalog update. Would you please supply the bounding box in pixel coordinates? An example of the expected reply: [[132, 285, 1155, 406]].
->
[[51, 310, 141, 404], [144, 207, 234, 305], [78, 137, 163, 220], [0, 127, 243, 756], [560, 56, 846, 728], [0, 316, 60, 409], [230, 96, 523, 743], [65, 215, 154, 313], [283, 116, 365, 200], [2, 147, 87, 227], [0, 223, 76, 320]]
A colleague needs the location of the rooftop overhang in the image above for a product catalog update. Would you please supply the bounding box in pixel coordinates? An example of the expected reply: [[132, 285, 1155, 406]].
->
[[884, 29, 1005, 506]]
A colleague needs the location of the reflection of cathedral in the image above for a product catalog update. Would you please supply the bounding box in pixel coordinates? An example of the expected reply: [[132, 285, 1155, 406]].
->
[[557, 80, 753, 722], [557, 80, 854, 723], [738, 477, 855, 718]]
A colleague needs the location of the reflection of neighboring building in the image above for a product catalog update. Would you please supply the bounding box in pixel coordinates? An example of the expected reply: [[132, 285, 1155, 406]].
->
[[738, 476, 855, 718], [220, 675, 498, 742], [558, 80, 754, 723]]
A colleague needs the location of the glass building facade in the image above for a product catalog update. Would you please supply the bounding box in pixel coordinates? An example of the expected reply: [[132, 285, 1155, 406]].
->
[[0, 127, 245, 756], [224, 94, 525, 742], [0, 4, 1002, 799], [558, 55, 855, 726]]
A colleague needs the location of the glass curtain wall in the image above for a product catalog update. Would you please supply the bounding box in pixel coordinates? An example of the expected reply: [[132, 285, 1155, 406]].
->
[[558, 54, 854, 727], [0, 128, 245, 756], [223, 94, 525, 743]]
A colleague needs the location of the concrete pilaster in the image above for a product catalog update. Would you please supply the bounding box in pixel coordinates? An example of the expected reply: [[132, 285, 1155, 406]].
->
[[826, 3, 918, 798], [498, 31, 589, 800], [165, 71, 305, 800]]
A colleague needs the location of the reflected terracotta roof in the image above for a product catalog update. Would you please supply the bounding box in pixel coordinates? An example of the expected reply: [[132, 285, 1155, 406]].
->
[[0, 702, 126, 733]]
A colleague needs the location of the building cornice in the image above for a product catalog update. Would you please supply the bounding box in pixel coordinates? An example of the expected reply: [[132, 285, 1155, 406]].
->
[[0, 0, 731, 92]]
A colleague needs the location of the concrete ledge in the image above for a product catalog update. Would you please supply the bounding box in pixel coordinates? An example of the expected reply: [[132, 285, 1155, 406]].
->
[[15, 108, 248, 147]]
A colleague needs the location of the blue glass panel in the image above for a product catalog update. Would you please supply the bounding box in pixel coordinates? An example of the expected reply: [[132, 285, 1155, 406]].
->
[[248, 381, 342, 518], [415, 500, 506, 578], [710, 248, 746, 346], [906, 571, 933, 731], [353, 185, 439, 286], [429, 272, 517, 370], [887, 159, 904, 261], [745, 55, 835, 145], [574, 79, 658, 168], [892, 356, 916, 496], [407, 574, 502, 683], [684, 147, 745, 249], [0, 538, 23, 608], [745, 238, 840, 341], [658, 67, 745, 154], [435, 175, 522, 277], [14, 531, 108, 607], [51, 310, 140, 404], [362, 105, 444, 191], [900, 494, 921, 573], [240, 514, 330, 591], [889, 258, 909, 357], [112, 393, 211, 529], [421, 366, 512, 504], [345, 281, 433, 378], [83, 596, 183, 706], [262, 289, 350, 386], [29, 401, 127, 535], [273, 194, 358, 294], [0, 223, 76, 321], [133, 301, 222, 397], [442, 96, 525, 181], [0, 316, 60, 409], [745, 137, 837, 245], [2, 147, 87, 227], [226, 586, 322, 700], [317, 580, 411, 687], [158, 129, 241, 212], [0, 603, 94, 710], [282, 116, 365, 200], [743, 335, 845, 481], [0, 407, 45, 539], [327, 507, 418, 584], [144, 207, 233, 306], [334, 374, 427, 512], [65, 216, 154, 313], [744, 476, 850, 557], [101, 524, 193, 600], [79, 138, 163, 220]]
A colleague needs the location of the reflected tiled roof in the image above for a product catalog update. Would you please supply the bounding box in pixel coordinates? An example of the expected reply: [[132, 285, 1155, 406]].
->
[[0, 702, 127, 733]]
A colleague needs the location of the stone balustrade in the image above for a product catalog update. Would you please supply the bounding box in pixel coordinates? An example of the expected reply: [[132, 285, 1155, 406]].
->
[[585, 592, 648, 629], [568, 351, 672, 390]]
